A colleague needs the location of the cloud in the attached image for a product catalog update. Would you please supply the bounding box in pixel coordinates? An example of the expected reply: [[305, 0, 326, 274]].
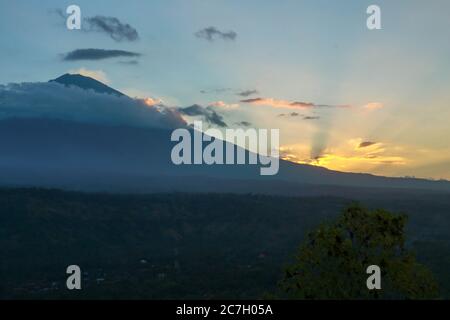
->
[[200, 88, 258, 97], [62, 49, 141, 61], [0, 82, 185, 130], [241, 97, 349, 110], [303, 116, 320, 120], [364, 102, 384, 110], [310, 129, 329, 160], [118, 60, 139, 65], [235, 121, 252, 127], [359, 141, 378, 148], [143, 97, 163, 106], [279, 112, 300, 117], [178, 104, 227, 127], [68, 68, 110, 84], [84, 16, 139, 42], [236, 90, 258, 97], [195, 26, 237, 41], [208, 101, 239, 109], [279, 145, 311, 164], [200, 88, 232, 94], [280, 142, 407, 171], [277, 112, 320, 120], [241, 98, 312, 109], [52, 10, 139, 42]]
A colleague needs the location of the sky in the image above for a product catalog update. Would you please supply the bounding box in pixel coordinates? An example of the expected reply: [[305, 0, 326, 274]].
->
[[1, 0, 450, 180]]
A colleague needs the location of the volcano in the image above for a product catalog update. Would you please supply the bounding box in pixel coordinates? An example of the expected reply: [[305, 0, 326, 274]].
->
[[50, 73, 125, 97], [1, 74, 449, 195]]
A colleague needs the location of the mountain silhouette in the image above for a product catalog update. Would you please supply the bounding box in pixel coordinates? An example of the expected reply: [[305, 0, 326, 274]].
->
[[50, 73, 125, 97], [1, 74, 449, 195]]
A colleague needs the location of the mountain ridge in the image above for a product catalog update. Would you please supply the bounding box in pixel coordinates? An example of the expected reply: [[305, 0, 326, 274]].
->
[[0, 117, 449, 194], [50, 73, 125, 97], [0, 74, 448, 194]]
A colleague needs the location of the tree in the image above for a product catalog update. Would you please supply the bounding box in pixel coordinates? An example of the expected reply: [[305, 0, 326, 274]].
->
[[279, 203, 439, 299]]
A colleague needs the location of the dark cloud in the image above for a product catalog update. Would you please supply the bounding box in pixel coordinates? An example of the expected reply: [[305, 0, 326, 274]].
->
[[235, 121, 252, 127], [381, 160, 402, 164], [303, 116, 320, 120], [359, 141, 377, 148], [178, 104, 227, 127], [178, 104, 206, 116], [241, 98, 315, 108], [241, 97, 350, 109], [118, 60, 139, 65], [310, 129, 329, 160], [241, 98, 265, 103], [200, 88, 258, 97], [84, 16, 139, 42], [51, 10, 139, 42], [195, 26, 237, 41], [200, 88, 232, 94], [63, 49, 141, 61], [236, 90, 258, 97], [278, 112, 302, 117], [0, 82, 185, 130], [277, 113, 320, 120]]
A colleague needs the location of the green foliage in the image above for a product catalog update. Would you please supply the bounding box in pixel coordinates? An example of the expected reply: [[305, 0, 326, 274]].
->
[[280, 203, 439, 299]]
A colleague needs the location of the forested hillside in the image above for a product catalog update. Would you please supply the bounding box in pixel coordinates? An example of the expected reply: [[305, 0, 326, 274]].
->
[[1, 188, 449, 299]]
